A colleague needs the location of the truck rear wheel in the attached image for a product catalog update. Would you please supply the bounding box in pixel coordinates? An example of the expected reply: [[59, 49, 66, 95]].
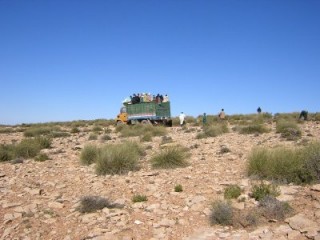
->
[[141, 120, 149, 124]]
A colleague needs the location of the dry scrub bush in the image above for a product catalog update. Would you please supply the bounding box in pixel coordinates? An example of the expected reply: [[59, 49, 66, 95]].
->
[[34, 153, 49, 162], [276, 119, 301, 141], [70, 127, 80, 133], [258, 196, 291, 220], [88, 133, 98, 140], [151, 145, 190, 169], [77, 196, 120, 213], [100, 134, 112, 141], [210, 200, 233, 226]]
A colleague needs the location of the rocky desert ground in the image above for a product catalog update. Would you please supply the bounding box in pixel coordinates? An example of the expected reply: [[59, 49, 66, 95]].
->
[[1, 121, 320, 240]]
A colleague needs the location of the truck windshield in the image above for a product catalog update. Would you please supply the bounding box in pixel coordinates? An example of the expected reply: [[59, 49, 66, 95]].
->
[[120, 107, 127, 113]]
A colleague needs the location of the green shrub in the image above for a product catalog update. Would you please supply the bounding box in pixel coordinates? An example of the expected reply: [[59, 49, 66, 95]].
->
[[210, 200, 233, 225], [15, 139, 42, 159], [50, 131, 70, 138], [92, 126, 103, 133], [196, 123, 228, 139], [77, 196, 115, 213], [247, 145, 313, 184], [100, 134, 112, 141], [35, 137, 52, 149], [35, 153, 49, 162], [88, 133, 98, 140], [301, 141, 320, 181], [0, 137, 50, 161], [161, 136, 173, 145], [80, 145, 99, 165], [0, 128, 14, 134], [0, 145, 15, 162], [224, 185, 242, 199], [118, 124, 167, 138], [71, 127, 80, 133], [95, 141, 143, 175], [276, 120, 301, 140], [23, 126, 60, 137], [174, 184, 183, 192], [251, 183, 280, 201], [140, 132, 152, 142], [132, 194, 147, 203], [258, 196, 291, 220], [314, 113, 320, 121], [104, 128, 112, 134], [151, 145, 190, 169], [274, 112, 299, 122], [239, 124, 270, 134]]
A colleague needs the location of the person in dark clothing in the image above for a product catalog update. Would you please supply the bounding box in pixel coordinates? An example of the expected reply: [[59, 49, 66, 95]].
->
[[202, 113, 207, 125], [132, 94, 140, 104], [160, 94, 164, 103], [257, 107, 262, 114], [299, 110, 308, 120]]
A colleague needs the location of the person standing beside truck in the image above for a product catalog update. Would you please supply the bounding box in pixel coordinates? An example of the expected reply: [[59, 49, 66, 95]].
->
[[179, 112, 186, 127], [202, 113, 207, 125], [218, 109, 225, 120]]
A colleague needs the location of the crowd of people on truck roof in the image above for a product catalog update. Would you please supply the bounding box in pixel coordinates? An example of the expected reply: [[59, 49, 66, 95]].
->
[[123, 93, 169, 104]]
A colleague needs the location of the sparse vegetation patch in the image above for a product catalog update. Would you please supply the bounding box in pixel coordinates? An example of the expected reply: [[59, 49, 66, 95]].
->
[[210, 200, 233, 226], [196, 123, 228, 139], [77, 196, 119, 213], [132, 194, 148, 203], [247, 142, 320, 184], [224, 185, 242, 199], [151, 145, 190, 169], [95, 141, 144, 175], [276, 119, 302, 140], [251, 183, 280, 201], [80, 145, 99, 165]]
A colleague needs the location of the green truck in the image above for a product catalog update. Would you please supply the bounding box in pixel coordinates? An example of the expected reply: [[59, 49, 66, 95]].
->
[[116, 101, 172, 126]]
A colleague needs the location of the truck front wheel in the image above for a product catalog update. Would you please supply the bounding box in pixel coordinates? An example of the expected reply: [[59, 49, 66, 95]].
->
[[116, 121, 123, 126], [141, 120, 150, 124]]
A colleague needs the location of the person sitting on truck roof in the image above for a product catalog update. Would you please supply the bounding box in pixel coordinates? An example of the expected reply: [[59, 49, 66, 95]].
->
[[163, 94, 169, 102], [132, 94, 140, 104]]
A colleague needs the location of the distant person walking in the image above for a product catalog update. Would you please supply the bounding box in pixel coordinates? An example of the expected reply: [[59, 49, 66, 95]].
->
[[299, 110, 308, 121], [257, 107, 262, 114], [202, 113, 207, 125], [179, 112, 186, 127], [218, 109, 225, 120]]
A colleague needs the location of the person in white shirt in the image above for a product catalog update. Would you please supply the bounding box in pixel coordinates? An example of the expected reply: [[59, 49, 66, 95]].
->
[[179, 112, 186, 127]]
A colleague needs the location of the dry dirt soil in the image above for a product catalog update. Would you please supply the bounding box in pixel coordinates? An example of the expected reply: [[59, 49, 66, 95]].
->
[[1, 122, 320, 240]]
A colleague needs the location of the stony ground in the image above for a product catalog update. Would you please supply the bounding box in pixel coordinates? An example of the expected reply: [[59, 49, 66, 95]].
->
[[1, 122, 320, 240]]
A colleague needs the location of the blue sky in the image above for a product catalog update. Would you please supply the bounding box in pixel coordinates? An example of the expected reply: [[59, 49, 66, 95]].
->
[[1, 0, 319, 125]]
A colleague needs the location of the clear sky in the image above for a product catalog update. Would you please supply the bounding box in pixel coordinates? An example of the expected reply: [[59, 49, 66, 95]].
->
[[1, 0, 319, 125]]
